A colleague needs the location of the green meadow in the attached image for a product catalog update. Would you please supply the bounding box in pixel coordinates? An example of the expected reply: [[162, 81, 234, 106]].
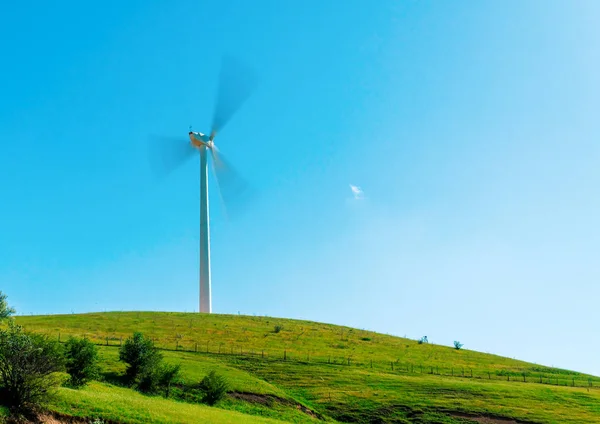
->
[[11, 312, 600, 423]]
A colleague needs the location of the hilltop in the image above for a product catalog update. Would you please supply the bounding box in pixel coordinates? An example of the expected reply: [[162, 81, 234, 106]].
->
[[11, 312, 600, 423]]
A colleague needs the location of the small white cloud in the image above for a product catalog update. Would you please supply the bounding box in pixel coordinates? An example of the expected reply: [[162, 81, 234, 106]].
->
[[349, 184, 364, 200]]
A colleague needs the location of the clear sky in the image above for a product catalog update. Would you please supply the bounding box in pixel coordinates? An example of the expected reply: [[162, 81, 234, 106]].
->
[[1, 1, 599, 376]]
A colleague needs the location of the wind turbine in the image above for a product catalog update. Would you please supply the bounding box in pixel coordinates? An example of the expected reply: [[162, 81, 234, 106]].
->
[[149, 56, 258, 314]]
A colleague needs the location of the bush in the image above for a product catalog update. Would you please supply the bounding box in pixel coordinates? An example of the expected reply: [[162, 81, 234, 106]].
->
[[64, 337, 100, 387], [273, 325, 283, 334], [0, 322, 64, 413], [137, 363, 181, 396], [119, 332, 163, 385], [0, 291, 15, 321], [198, 370, 229, 406], [418, 336, 428, 345], [454, 340, 463, 350], [158, 364, 181, 398]]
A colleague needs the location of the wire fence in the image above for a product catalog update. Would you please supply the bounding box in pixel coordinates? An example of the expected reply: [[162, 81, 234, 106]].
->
[[50, 330, 599, 391]]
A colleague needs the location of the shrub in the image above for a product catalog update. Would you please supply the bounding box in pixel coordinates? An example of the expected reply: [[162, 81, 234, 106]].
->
[[137, 363, 181, 396], [454, 341, 463, 350], [0, 322, 64, 413], [64, 337, 100, 387], [198, 370, 229, 406], [119, 332, 163, 385], [0, 291, 15, 321], [273, 325, 283, 334], [418, 336, 428, 344], [158, 364, 181, 398]]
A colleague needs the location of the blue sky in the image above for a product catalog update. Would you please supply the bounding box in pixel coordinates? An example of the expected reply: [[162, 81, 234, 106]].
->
[[1, 1, 599, 376]]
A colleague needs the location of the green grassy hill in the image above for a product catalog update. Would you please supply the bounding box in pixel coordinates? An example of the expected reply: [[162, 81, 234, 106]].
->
[[12, 312, 600, 424]]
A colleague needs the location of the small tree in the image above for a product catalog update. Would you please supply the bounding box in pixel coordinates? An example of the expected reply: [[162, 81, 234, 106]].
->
[[137, 362, 181, 395], [0, 322, 64, 413], [198, 370, 229, 406], [0, 291, 15, 321], [158, 364, 181, 398], [418, 336, 428, 344], [273, 325, 283, 334], [64, 337, 100, 387], [119, 332, 163, 385], [454, 340, 463, 350]]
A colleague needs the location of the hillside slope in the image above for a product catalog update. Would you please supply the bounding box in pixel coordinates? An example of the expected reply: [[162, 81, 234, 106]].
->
[[14, 312, 600, 423]]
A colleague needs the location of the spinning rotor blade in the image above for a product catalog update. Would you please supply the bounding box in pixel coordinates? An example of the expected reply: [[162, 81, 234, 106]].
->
[[148, 135, 196, 179], [211, 56, 259, 139], [209, 146, 250, 219]]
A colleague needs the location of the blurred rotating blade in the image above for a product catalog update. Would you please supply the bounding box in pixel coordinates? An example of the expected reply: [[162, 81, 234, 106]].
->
[[211, 56, 259, 139], [209, 145, 250, 219], [148, 135, 196, 179]]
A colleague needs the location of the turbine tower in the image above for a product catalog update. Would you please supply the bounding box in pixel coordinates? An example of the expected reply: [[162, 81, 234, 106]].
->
[[150, 56, 258, 313]]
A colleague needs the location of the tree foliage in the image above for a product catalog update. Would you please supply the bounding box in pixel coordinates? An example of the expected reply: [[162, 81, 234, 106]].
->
[[0, 322, 64, 413], [0, 291, 15, 321], [198, 370, 229, 406], [158, 363, 181, 398], [119, 332, 163, 385], [64, 337, 100, 387]]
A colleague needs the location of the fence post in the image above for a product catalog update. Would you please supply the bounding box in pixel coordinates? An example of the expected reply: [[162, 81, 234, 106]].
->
[[572, 378, 575, 387], [58, 332, 60, 343], [284, 350, 287, 361], [391, 362, 394, 371], [347, 357, 351, 366], [370, 360, 373, 369], [488, 371, 491, 380], [106, 336, 108, 346], [470, 369, 473, 378], [195, 343, 198, 352]]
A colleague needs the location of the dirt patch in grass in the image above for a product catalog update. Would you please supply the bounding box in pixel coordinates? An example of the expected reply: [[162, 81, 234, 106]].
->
[[229, 391, 322, 419], [15, 412, 121, 424]]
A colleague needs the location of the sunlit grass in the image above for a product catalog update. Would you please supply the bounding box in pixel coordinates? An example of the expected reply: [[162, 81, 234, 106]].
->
[[13, 312, 600, 423], [51, 382, 286, 424]]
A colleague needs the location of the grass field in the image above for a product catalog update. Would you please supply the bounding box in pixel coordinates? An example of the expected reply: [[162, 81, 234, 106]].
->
[[11, 312, 600, 423], [51, 382, 287, 424]]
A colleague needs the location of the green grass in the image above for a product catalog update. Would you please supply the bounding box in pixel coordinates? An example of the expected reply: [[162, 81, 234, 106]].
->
[[51, 381, 286, 424], [225, 356, 600, 423], [17, 312, 599, 384], [12, 312, 600, 423]]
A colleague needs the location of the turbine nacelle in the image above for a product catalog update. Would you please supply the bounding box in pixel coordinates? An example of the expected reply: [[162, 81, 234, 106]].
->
[[189, 131, 215, 149]]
